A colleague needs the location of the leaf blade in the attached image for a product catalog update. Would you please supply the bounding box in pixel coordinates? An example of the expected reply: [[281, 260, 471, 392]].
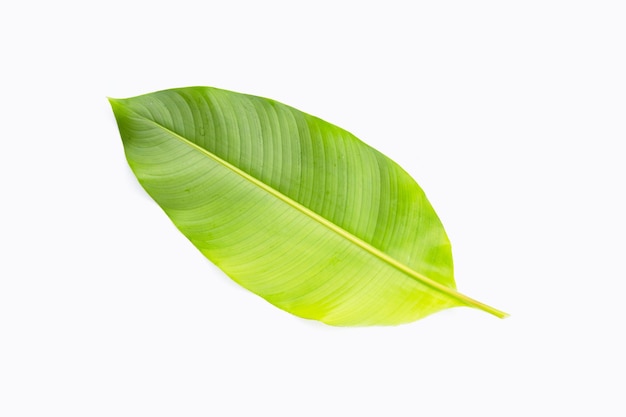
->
[[110, 87, 506, 325]]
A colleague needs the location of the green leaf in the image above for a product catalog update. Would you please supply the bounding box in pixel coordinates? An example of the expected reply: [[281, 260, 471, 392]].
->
[[109, 86, 506, 326]]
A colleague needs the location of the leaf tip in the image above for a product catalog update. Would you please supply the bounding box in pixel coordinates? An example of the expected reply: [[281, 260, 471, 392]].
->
[[107, 96, 121, 107], [107, 97, 129, 120]]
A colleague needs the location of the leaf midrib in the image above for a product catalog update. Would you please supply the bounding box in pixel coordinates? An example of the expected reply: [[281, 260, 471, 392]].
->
[[122, 104, 507, 318]]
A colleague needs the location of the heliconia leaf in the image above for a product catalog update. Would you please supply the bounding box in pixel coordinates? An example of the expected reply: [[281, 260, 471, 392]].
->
[[109, 86, 506, 326]]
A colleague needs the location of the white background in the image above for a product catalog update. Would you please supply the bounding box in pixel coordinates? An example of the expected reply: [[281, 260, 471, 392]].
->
[[1, 1, 625, 416]]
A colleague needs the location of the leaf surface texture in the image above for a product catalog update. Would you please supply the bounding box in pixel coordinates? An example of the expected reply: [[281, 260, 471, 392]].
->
[[110, 87, 505, 325]]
